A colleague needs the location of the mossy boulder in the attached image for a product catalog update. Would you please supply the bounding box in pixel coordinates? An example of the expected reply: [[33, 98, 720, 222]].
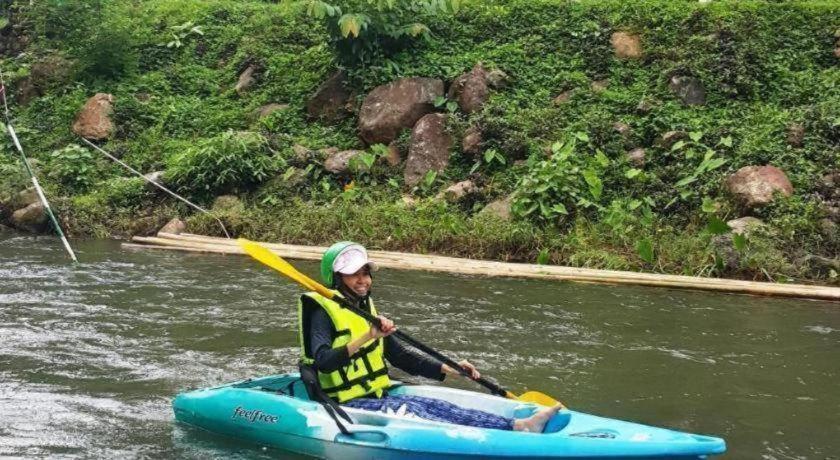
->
[[480, 196, 513, 221], [437, 180, 478, 202], [405, 113, 452, 187], [11, 202, 47, 233], [725, 166, 793, 211], [610, 32, 643, 59], [668, 75, 706, 106], [358, 77, 444, 145], [158, 217, 186, 235], [324, 150, 364, 175], [234, 65, 257, 95], [447, 63, 490, 113], [72, 93, 115, 140], [306, 71, 353, 123]]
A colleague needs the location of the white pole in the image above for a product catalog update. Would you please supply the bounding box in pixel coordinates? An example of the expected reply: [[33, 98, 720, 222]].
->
[[7, 124, 78, 262]]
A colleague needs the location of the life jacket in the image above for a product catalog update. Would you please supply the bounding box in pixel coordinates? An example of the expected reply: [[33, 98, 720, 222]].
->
[[298, 291, 391, 403]]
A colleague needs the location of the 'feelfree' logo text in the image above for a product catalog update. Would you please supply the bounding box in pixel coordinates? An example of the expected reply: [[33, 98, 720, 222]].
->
[[232, 406, 279, 424]]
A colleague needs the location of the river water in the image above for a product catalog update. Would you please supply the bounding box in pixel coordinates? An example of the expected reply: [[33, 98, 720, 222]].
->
[[1, 232, 838, 459]]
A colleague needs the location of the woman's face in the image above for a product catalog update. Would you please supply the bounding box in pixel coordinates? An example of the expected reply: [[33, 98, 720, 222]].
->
[[340, 265, 372, 297]]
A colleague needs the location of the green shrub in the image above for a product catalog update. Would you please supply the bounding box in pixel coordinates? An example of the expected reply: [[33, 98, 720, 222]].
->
[[78, 25, 138, 80], [166, 130, 277, 196], [28, 1, 138, 80], [760, 194, 836, 256], [44, 144, 100, 191], [512, 134, 613, 224], [95, 177, 150, 210], [0, 157, 29, 201], [29, 0, 106, 42]]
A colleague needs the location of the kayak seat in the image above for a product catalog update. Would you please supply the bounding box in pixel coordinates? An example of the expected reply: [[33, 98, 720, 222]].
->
[[543, 411, 572, 433]]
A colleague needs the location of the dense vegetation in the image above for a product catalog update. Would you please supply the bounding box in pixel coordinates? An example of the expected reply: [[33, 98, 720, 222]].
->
[[0, 0, 837, 283]]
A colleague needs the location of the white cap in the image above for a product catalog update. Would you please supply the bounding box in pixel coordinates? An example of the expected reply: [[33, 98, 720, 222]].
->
[[333, 244, 378, 275]]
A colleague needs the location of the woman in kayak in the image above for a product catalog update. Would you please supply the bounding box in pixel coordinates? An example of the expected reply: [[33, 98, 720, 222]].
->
[[299, 241, 563, 432]]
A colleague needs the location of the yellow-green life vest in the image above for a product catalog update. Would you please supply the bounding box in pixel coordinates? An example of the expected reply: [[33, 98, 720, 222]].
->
[[298, 291, 391, 403]]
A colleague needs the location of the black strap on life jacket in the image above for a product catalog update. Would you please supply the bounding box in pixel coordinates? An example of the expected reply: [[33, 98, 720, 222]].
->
[[319, 367, 389, 394], [298, 361, 354, 435]]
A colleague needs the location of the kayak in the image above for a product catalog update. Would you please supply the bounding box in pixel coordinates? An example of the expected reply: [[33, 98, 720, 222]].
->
[[173, 374, 726, 459]]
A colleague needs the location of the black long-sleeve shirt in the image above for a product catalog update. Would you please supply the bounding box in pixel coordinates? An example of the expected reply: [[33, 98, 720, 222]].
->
[[300, 295, 445, 381]]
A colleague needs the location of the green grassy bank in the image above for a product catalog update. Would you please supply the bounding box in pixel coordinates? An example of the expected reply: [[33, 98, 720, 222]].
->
[[0, 0, 838, 283]]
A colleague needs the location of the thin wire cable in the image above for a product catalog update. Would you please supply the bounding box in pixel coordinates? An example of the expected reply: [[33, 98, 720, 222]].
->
[[0, 68, 78, 262], [79, 137, 231, 239]]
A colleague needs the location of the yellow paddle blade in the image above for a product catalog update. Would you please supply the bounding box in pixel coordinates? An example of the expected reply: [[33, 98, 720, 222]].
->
[[517, 391, 563, 408], [246, 242, 336, 300], [238, 239, 327, 296], [277, 254, 332, 298]]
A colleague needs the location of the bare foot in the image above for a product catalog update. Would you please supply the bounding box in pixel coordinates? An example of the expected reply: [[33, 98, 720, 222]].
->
[[512, 404, 563, 433]]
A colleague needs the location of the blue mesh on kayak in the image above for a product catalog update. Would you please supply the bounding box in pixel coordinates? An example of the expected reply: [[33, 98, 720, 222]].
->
[[343, 395, 514, 430]]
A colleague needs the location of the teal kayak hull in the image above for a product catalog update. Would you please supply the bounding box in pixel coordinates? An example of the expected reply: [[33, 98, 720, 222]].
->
[[173, 374, 726, 459]]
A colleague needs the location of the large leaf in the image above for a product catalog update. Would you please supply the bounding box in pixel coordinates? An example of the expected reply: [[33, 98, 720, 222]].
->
[[675, 175, 697, 187], [306, 1, 330, 19], [422, 169, 437, 188], [551, 203, 568, 215], [338, 14, 362, 37], [404, 22, 430, 37], [520, 201, 538, 216], [733, 233, 747, 252], [701, 196, 718, 213], [705, 157, 727, 172], [539, 200, 551, 217], [582, 168, 602, 200], [636, 239, 654, 264], [706, 216, 730, 235], [552, 140, 574, 158], [594, 149, 610, 167], [625, 168, 642, 179]]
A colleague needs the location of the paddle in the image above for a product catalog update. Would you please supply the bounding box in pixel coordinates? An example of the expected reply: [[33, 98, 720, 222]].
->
[[238, 238, 562, 407]]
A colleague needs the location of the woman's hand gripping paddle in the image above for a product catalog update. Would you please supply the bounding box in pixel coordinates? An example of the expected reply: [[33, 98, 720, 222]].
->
[[238, 238, 563, 408]]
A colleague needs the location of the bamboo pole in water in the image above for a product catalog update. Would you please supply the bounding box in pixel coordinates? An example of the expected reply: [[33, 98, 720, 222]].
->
[[138, 233, 831, 290], [144, 233, 807, 288], [123, 233, 840, 301]]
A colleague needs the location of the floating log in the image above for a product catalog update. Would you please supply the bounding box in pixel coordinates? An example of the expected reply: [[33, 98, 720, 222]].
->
[[123, 233, 840, 302]]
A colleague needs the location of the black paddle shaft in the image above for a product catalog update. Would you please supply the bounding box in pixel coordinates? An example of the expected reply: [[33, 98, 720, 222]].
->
[[333, 295, 510, 398]]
